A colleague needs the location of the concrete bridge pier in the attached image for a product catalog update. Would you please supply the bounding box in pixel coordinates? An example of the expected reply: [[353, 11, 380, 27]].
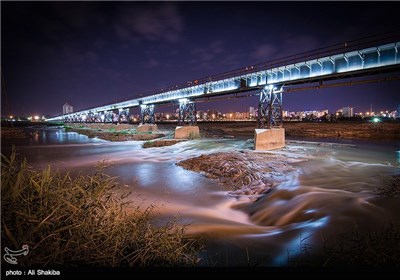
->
[[254, 128, 285, 150], [137, 123, 158, 132], [174, 126, 200, 139], [254, 85, 285, 150]]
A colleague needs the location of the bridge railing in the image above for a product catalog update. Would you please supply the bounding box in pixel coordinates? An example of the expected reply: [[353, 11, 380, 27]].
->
[[197, 30, 400, 82]]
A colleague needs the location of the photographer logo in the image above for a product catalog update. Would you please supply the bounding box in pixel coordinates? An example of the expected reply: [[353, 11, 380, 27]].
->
[[3, 245, 29, 265]]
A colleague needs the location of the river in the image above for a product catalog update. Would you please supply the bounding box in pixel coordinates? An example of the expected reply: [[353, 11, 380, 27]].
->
[[2, 126, 399, 267]]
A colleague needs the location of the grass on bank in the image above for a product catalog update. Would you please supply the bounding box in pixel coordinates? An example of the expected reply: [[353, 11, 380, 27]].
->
[[1, 149, 200, 267], [321, 223, 400, 267], [286, 222, 400, 268]]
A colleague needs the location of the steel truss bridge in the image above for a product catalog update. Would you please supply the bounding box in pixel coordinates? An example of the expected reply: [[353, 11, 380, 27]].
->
[[47, 32, 400, 128]]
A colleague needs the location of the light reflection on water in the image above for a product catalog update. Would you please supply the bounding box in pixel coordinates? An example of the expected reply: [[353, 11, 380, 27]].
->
[[2, 127, 399, 266]]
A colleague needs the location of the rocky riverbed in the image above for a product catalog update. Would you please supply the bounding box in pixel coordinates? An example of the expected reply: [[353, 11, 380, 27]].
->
[[177, 148, 309, 200]]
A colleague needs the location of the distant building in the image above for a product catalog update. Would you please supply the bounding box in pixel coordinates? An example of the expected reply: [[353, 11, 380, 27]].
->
[[63, 103, 73, 115], [207, 109, 219, 120], [340, 106, 354, 118], [197, 110, 207, 120], [249, 106, 255, 118]]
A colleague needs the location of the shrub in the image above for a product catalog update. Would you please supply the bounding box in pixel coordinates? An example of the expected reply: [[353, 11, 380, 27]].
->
[[142, 141, 156, 148]]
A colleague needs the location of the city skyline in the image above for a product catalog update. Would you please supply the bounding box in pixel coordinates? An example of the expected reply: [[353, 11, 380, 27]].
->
[[2, 1, 400, 117]]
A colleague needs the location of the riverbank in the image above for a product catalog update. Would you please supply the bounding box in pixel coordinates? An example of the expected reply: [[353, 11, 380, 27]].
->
[[66, 121, 400, 140], [198, 121, 400, 140], [3, 121, 398, 143], [0, 127, 29, 139]]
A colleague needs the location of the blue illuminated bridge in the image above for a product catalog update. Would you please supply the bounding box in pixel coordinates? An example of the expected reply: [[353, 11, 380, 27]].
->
[[47, 32, 400, 128]]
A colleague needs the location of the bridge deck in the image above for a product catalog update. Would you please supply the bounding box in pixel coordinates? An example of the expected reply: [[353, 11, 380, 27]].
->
[[47, 33, 400, 121]]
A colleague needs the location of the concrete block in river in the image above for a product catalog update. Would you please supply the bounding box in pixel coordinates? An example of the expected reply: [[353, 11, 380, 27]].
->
[[174, 126, 200, 139], [137, 124, 158, 132], [254, 128, 285, 150]]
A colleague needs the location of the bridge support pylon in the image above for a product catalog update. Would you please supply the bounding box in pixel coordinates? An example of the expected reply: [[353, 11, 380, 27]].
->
[[139, 104, 158, 132], [255, 85, 285, 150], [118, 108, 130, 123], [175, 99, 200, 139], [178, 99, 197, 126]]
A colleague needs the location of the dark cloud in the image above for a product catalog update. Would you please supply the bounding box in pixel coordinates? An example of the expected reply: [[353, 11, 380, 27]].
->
[[187, 40, 247, 71], [283, 35, 320, 55], [114, 3, 184, 43], [251, 44, 277, 61], [62, 48, 99, 66], [189, 40, 224, 68], [144, 58, 161, 69]]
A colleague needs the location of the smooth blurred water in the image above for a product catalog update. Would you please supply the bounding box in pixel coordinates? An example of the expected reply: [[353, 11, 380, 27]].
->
[[2, 127, 399, 266]]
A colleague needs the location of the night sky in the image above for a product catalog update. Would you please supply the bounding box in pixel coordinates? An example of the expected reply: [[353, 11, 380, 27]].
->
[[2, 1, 400, 118]]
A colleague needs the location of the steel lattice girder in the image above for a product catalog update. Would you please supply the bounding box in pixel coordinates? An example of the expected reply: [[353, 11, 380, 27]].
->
[[258, 86, 283, 129], [118, 108, 130, 123], [103, 111, 112, 122], [140, 105, 155, 124], [178, 101, 197, 125]]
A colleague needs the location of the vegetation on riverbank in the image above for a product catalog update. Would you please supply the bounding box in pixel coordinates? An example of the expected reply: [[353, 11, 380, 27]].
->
[[64, 126, 166, 141], [287, 222, 400, 268], [4, 121, 398, 143], [1, 150, 200, 267], [142, 139, 186, 148], [0, 127, 29, 139], [321, 223, 400, 267]]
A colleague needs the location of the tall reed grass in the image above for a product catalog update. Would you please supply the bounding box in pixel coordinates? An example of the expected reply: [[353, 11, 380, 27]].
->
[[1, 149, 200, 267]]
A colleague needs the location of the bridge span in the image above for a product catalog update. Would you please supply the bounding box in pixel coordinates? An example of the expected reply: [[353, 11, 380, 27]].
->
[[47, 32, 400, 149]]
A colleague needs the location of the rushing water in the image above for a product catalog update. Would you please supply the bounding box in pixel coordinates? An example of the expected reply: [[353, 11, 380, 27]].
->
[[2, 126, 399, 266]]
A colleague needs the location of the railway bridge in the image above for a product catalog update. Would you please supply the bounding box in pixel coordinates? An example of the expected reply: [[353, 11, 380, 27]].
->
[[47, 32, 400, 149]]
